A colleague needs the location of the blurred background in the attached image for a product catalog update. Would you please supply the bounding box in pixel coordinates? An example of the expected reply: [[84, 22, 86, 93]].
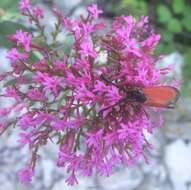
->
[[0, 0, 191, 190]]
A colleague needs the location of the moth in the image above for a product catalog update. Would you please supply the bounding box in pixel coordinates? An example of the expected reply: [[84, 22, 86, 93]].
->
[[99, 74, 180, 115]]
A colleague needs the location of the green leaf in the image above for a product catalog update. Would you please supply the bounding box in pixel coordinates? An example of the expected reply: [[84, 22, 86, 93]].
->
[[155, 42, 174, 55], [31, 51, 43, 60], [157, 4, 172, 23], [162, 31, 174, 42], [4, 72, 34, 87], [183, 6, 191, 18], [182, 17, 191, 31], [163, 43, 175, 53], [167, 18, 182, 33], [119, 0, 148, 16], [0, 0, 18, 13], [62, 35, 74, 54], [29, 51, 42, 63], [172, 0, 185, 14], [4, 78, 17, 87], [155, 43, 164, 55], [0, 21, 29, 48], [31, 0, 38, 3], [182, 7, 191, 31]]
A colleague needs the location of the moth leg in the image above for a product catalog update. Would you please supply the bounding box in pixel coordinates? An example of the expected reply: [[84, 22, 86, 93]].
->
[[100, 74, 120, 88], [98, 97, 127, 116]]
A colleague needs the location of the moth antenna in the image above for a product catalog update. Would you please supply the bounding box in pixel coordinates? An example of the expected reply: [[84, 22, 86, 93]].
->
[[100, 74, 119, 88]]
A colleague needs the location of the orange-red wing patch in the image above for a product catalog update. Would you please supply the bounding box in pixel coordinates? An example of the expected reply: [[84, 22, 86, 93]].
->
[[143, 86, 180, 108]]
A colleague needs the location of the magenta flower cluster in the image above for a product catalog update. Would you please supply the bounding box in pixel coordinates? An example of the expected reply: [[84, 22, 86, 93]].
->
[[0, 0, 174, 185]]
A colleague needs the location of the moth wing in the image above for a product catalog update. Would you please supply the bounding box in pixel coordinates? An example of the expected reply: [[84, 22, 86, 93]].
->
[[143, 86, 180, 108]]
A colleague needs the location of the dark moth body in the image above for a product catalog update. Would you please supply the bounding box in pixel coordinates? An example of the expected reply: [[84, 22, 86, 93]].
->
[[125, 89, 147, 103]]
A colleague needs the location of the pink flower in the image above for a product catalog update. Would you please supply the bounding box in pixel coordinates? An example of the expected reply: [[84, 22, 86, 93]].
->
[[93, 21, 106, 30], [51, 118, 66, 130], [4, 86, 21, 101], [86, 129, 104, 149], [0, 73, 8, 81], [33, 72, 63, 96], [87, 4, 103, 19], [18, 132, 33, 146], [52, 8, 64, 22], [121, 38, 142, 57], [117, 122, 141, 140], [53, 59, 67, 73], [14, 103, 27, 112], [33, 59, 49, 72], [81, 23, 94, 36], [79, 69, 92, 84], [18, 113, 34, 130], [19, 0, 31, 11], [75, 84, 96, 105], [65, 172, 78, 185], [141, 33, 161, 52], [52, 117, 85, 130], [62, 17, 81, 40], [105, 86, 122, 105], [112, 15, 135, 31], [93, 80, 108, 94], [98, 161, 113, 177], [0, 107, 12, 117], [32, 6, 44, 18], [7, 48, 28, 62], [1, 2, 179, 186], [65, 71, 81, 87], [15, 76, 30, 84], [79, 37, 97, 58], [18, 112, 49, 128], [27, 89, 48, 101], [11, 30, 32, 52], [18, 165, 34, 184], [137, 16, 149, 28], [73, 59, 89, 70], [57, 147, 74, 167]]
